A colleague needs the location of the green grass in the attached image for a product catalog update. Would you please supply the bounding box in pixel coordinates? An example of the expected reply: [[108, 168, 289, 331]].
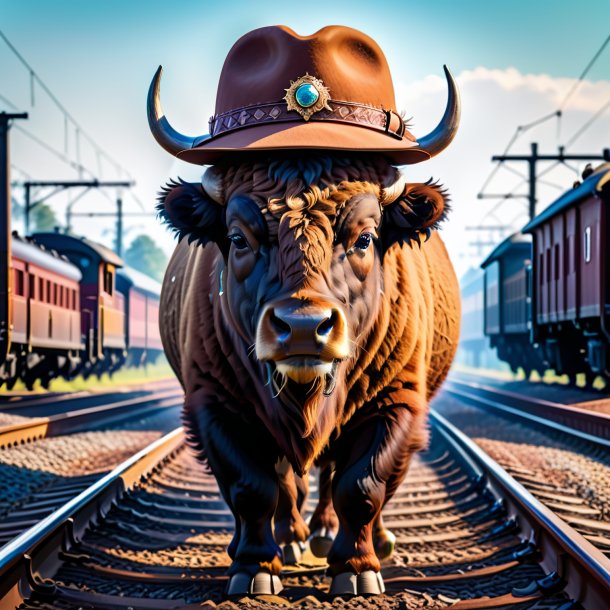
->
[[452, 362, 606, 390], [7, 358, 176, 394]]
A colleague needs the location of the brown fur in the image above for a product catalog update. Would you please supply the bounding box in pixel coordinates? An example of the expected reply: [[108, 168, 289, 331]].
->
[[158, 155, 460, 578]]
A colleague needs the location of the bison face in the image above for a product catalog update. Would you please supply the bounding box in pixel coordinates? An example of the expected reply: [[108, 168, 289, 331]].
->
[[158, 157, 448, 473], [234, 191, 380, 391]]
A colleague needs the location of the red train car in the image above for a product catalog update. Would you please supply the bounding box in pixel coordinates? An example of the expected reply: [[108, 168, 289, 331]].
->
[[523, 163, 610, 380], [0, 233, 83, 389], [32, 233, 127, 377], [116, 266, 163, 367]]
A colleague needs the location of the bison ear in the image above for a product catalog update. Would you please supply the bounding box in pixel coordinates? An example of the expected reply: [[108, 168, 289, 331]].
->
[[157, 179, 225, 247], [381, 180, 449, 248]]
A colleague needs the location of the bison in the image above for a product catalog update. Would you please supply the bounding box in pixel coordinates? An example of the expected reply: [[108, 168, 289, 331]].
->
[[148, 25, 461, 598]]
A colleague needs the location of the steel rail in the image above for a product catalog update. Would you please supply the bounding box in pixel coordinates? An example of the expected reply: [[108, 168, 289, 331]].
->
[[0, 427, 184, 609], [0, 378, 178, 412], [430, 409, 610, 609], [444, 378, 610, 449], [0, 388, 183, 448]]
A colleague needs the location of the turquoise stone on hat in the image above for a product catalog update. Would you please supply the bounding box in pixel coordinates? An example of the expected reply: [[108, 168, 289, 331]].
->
[[295, 83, 319, 108]]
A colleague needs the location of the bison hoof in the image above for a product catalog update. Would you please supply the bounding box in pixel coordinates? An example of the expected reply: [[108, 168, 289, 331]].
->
[[308, 528, 335, 558], [281, 541, 305, 565], [226, 571, 283, 597], [329, 570, 385, 596], [374, 528, 396, 560]]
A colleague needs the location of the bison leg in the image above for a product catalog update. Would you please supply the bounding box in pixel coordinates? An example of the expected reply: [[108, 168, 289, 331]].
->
[[189, 404, 283, 596], [274, 459, 310, 564], [328, 405, 417, 596], [308, 463, 339, 558], [372, 507, 397, 560]]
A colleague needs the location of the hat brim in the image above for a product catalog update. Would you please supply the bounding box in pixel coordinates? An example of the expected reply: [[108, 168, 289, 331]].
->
[[176, 121, 430, 165]]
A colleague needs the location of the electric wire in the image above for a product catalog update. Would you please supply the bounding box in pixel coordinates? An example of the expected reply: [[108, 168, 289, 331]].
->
[[0, 29, 133, 182]]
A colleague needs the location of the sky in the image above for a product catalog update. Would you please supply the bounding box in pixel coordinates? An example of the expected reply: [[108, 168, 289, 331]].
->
[[1, 0, 610, 279]]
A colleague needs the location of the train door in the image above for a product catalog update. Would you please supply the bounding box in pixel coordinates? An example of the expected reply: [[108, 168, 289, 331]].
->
[[578, 198, 602, 319]]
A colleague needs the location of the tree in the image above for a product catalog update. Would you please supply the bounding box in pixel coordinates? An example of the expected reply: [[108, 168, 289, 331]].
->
[[11, 196, 23, 222], [124, 234, 167, 282], [32, 202, 59, 232]]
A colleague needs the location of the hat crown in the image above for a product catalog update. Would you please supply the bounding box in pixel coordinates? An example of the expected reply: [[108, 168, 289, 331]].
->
[[215, 25, 397, 114]]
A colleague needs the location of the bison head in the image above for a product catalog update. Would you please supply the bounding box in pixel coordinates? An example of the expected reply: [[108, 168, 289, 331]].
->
[[159, 156, 448, 473]]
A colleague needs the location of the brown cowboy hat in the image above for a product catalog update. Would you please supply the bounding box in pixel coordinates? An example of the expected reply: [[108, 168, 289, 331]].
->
[[147, 25, 460, 165]]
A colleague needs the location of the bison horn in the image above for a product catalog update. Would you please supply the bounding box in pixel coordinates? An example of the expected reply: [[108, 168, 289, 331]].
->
[[380, 172, 406, 206], [147, 66, 211, 156], [201, 166, 224, 204], [415, 66, 460, 158]]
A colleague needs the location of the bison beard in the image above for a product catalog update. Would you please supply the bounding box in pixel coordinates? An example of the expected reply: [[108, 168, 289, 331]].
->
[[269, 371, 327, 471]]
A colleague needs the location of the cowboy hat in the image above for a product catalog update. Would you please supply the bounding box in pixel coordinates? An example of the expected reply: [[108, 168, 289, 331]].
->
[[148, 25, 460, 165]]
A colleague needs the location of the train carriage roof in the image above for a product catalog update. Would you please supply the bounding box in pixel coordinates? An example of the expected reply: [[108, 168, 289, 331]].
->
[[480, 232, 530, 269], [12, 233, 82, 282], [32, 232, 124, 268], [117, 266, 161, 298], [522, 163, 610, 233]]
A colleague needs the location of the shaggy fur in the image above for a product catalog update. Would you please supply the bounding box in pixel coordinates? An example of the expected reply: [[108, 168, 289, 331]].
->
[[158, 154, 460, 580]]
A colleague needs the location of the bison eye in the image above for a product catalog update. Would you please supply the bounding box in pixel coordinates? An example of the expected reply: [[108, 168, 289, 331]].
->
[[354, 233, 373, 250], [228, 233, 249, 250]]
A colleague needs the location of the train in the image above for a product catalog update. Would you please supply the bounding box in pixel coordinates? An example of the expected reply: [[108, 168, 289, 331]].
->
[[0, 231, 163, 390], [475, 162, 610, 386]]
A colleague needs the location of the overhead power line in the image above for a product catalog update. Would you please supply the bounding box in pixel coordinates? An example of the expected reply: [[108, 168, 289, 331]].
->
[[0, 29, 133, 182], [477, 33, 610, 208], [559, 34, 610, 110], [564, 96, 610, 149], [13, 124, 96, 179]]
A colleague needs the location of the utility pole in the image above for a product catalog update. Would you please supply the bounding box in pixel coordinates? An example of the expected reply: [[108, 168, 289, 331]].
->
[[116, 197, 123, 256], [70, 210, 151, 259], [488, 143, 610, 221], [23, 180, 133, 234], [465, 226, 509, 258], [0, 112, 28, 367]]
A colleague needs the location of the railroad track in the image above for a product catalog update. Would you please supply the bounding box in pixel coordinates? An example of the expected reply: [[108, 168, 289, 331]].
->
[[0, 386, 183, 449], [0, 378, 179, 416], [1, 413, 608, 609], [445, 377, 610, 446], [442, 378, 610, 558], [0, 385, 183, 548]]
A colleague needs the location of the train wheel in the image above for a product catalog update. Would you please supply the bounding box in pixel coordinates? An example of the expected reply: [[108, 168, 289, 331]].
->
[[585, 371, 599, 390]]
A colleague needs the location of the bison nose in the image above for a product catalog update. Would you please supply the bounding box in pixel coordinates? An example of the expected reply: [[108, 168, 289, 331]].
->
[[256, 300, 349, 361], [270, 307, 337, 346]]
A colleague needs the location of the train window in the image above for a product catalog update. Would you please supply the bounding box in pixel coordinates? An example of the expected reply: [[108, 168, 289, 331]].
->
[[584, 226, 591, 263], [59, 285, 64, 307], [73, 289, 77, 310], [29, 274, 35, 300], [39, 277, 44, 302], [104, 268, 114, 295], [46, 280, 51, 304], [554, 245, 560, 280], [14, 269, 24, 296]]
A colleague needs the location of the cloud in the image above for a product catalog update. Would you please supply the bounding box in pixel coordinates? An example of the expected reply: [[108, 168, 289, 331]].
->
[[395, 66, 610, 279]]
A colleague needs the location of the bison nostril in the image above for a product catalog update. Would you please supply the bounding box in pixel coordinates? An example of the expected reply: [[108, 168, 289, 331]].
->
[[316, 311, 337, 339], [269, 309, 292, 340]]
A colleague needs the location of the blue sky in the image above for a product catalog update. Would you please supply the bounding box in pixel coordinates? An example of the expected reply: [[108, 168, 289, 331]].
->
[[4, 0, 608, 82], [1, 1, 609, 275]]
